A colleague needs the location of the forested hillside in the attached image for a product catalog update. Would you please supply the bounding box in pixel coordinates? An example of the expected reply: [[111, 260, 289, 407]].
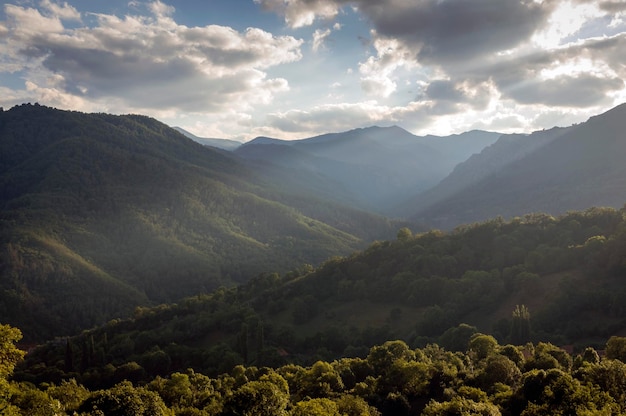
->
[[16, 206, 626, 391], [6, 206, 626, 415], [172, 127, 242, 151], [0, 104, 403, 342], [411, 104, 626, 228]]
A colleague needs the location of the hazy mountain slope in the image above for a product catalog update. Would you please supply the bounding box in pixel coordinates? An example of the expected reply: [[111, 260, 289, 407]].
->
[[236, 142, 398, 211], [236, 126, 500, 214], [398, 126, 572, 216], [172, 126, 242, 150], [0, 104, 398, 341], [410, 104, 626, 229], [413, 129, 506, 164], [237, 144, 358, 202]]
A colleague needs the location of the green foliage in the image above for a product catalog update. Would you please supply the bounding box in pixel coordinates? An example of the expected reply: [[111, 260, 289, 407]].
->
[[78, 381, 172, 416], [510, 305, 531, 345], [422, 397, 501, 416], [605, 336, 626, 362], [469, 334, 498, 361], [396, 227, 413, 242], [222, 380, 289, 416], [439, 324, 478, 352], [0, 324, 24, 379], [14, 206, 626, 391], [7, 324, 626, 416], [292, 398, 341, 416]]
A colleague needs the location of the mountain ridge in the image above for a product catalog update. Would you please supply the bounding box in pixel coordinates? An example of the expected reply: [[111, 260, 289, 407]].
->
[[409, 104, 626, 228], [236, 125, 501, 214], [0, 104, 403, 341], [172, 126, 242, 150]]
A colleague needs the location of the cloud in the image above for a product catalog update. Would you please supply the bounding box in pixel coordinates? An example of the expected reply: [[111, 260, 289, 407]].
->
[[261, 0, 625, 113], [599, 1, 626, 13], [262, 99, 439, 137], [500, 74, 623, 107], [40, 0, 81, 21], [472, 32, 626, 109], [0, 1, 303, 114], [258, 0, 554, 64], [358, 35, 416, 97], [254, 0, 341, 28], [358, 0, 555, 67], [311, 28, 332, 52]]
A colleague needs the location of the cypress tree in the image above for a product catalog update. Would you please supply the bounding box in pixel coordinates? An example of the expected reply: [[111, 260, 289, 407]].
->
[[511, 304, 531, 345], [64, 339, 73, 373]]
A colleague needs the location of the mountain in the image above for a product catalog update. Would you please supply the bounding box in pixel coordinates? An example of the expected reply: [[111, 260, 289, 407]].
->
[[172, 126, 242, 150], [236, 126, 501, 214], [397, 126, 573, 217], [0, 104, 402, 342], [410, 104, 626, 229]]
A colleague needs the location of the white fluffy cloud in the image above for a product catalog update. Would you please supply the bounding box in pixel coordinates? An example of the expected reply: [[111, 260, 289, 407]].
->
[[0, 1, 303, 114], [254, 0, 341, 28], [312, 28, 332, 52], [358, 34, 417, 98], [262, 99, 438, 138]]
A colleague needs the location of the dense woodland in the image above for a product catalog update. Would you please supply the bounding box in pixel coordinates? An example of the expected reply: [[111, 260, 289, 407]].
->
[[4, 322, 626, 415], [3, 206, 625, 414]]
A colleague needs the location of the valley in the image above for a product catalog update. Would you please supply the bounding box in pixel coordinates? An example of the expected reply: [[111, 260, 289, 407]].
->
[[1, 103, 626, 415]]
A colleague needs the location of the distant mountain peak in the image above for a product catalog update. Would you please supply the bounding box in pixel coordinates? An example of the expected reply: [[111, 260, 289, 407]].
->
[[173, 126, 242, 150], [241, 136, 287, 146]]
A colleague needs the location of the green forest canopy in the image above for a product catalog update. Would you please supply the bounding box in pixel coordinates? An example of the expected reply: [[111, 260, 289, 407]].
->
[[4, 321, 626, 415]]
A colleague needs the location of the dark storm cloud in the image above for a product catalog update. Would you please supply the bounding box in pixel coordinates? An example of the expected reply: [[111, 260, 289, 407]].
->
[[598, 1, 626, 13], [357, 0, 555, 65], [259, 0, 556, 64], [500, 74, 624, 107], [425, 80, 469, 103]]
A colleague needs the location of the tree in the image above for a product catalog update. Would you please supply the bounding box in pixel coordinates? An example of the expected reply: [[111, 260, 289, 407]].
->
[[78, 381, 172, 416], [422, 397, 501, 416], [477, 355, 521, 391], [397, 228, 412, 242], [367, 340, 415, 375], [439, 323, 478, 352], [468, 334, 498, 361], [222, 380, 289, 416], [0, 324, 25, 379], [606, 336, 626, 362], [334, 394, 381, 416], [296, 361, 344, 399], [5, 383, 61, 416], [293, 398, 341, 416], [46, 379, 90, 414], [510, 305, 531, 344]]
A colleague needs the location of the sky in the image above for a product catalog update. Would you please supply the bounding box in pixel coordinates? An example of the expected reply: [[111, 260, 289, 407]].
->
[[1, 0, 626, 141]]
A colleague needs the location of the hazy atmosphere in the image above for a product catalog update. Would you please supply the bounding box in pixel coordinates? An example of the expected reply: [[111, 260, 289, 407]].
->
[[1, 0, 626, 140]]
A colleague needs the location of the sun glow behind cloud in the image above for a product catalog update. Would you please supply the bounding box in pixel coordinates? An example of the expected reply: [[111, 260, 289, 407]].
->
[[532, 1, 604, 48]]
